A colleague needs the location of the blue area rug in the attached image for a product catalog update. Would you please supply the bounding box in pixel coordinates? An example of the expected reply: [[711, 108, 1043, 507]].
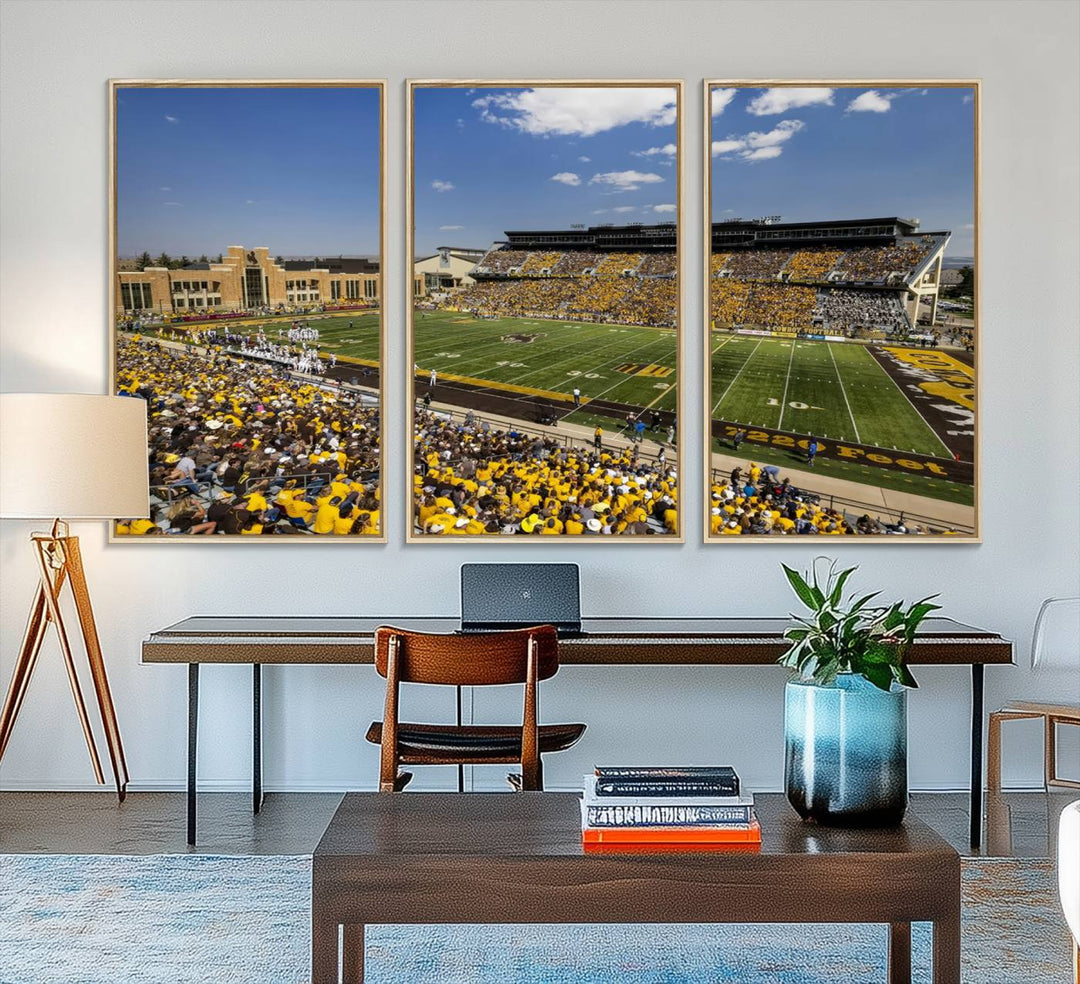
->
[[0, 854, 1070, 983]]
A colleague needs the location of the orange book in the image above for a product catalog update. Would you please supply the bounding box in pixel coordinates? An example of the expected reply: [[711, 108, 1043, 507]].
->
[[582, 818, 761, 846]]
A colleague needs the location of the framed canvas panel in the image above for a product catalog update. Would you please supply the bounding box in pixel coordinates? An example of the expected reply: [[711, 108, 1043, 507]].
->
[[108, 80, 386, 541], [407, 80, 683, 542], [703, 81, 980, 542]]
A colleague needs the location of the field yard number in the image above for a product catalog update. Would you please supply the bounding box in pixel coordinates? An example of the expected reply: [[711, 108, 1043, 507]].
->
[[495, 360, 526, 368], [433, 351, 461, 359], [567, 370, 602, 379], [767, 398, 823, 411]]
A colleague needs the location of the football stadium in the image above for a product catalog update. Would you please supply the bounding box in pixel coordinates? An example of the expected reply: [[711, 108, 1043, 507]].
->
[[412, 223, 680, 537], [112, 244, 384, 537], [706, 216, 976, 537]]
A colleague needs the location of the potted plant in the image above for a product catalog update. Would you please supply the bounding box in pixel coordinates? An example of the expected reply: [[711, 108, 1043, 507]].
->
[[779, 559, 940, 826]]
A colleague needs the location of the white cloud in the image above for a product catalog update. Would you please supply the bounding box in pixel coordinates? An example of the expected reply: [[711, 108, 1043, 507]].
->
[[711, 119, 805, 162], [612, 205, 638, 213], [440, 224, 465, 230], [550, 172, 581, 186], [159, 186, 171, 191], [589, 170, 664, 193], [431, 180, 454, 193], [632, 143, 677, 159], [746, 87, 833, 116], [578, 155, 591, 162], [962, 93, 974, 104], [847, 90, 894, 113], [472, 87, 677, 137], [455, 118, 465, 129], [245, 199, 256, 205], [710, 139, 745, 156], [162, 201, 183, 206], [651, 203, 676, 213], [743, 146, 783, 160], [164, 115, 179, 123], [711, 88, 736, 116], [592, 209, 608, 215]]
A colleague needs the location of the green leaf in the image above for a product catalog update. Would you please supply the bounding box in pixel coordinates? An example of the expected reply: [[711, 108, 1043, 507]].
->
[[782, 565, 819, 610], [863, 663, 894, 692], [895, 664, 919, 689], [828, 566, 856, 607], [849, 591, 881, 613]]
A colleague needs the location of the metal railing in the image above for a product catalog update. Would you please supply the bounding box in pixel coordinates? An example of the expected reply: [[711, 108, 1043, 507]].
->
[[417, 404, 674, 467]]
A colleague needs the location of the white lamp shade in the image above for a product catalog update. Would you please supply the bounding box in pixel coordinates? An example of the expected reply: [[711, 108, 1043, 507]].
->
[[1031, 597, 1080, 672], [0, 393, 149, 520]]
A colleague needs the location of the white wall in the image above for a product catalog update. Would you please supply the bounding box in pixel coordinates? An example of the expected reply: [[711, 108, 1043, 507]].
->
[[1, 0, 1077, 795]]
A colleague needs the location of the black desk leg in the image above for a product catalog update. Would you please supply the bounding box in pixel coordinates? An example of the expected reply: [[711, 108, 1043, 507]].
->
[[187, 663, 199, 847], [456, 685, 464, 793], [969, 663, 984, 849], [253, 664, 263, 814]]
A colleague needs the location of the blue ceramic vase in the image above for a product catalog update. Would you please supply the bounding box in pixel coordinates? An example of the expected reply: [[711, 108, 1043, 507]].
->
[[784, 672, 908, 826]]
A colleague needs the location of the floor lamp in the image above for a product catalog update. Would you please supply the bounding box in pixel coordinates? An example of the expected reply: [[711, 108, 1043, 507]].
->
[[0, 393, 149, 800]]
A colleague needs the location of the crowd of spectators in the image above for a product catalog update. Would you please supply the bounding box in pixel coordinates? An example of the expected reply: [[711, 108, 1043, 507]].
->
[[413, 409, 678, 536], [637, 252, 678, 277], [784, 249, 844, 282], [113, 336, 380, 536], [476, 249, 531, 274], [593, 252, 644, 276], [720, 249, 791, 280], [831, 239, 933, 283], [709, 467, 850, 535], [816, 289, 909, 333], [520, 252, 562, 275], [444, 272, 677, 327], [552, 251, 604, 276], [709, 462, 957, 536]]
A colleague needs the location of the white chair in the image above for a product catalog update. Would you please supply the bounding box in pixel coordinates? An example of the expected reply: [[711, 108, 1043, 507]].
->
[[1059, 799, 1080, 983], [988, 598, 1080, 791]]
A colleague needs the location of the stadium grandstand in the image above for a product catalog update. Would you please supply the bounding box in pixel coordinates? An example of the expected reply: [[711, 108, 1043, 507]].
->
[[113, 335, 381, 536], [708, 216, 950, 335], [429, 222, 678, 328]]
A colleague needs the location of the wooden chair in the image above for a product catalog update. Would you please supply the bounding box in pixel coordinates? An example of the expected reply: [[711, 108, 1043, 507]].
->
[[987, 598, 1080, 793], [366, 625, 586, 792]]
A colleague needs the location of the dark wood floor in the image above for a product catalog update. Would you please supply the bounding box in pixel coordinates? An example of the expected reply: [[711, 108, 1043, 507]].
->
[[0, 789, 1073, 857]]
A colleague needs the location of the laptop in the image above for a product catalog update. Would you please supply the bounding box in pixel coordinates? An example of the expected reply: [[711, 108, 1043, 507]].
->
[[460, 563, 582, 637]]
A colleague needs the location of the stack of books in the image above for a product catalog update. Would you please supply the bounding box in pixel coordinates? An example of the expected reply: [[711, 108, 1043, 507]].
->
[[581, 766, 760, 848]]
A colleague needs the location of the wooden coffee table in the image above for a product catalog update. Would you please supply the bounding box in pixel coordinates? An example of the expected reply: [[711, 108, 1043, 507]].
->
[[312, 792, 960, 984]]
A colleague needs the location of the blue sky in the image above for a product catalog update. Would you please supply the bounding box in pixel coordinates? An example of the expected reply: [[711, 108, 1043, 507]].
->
[[116, 86, 380, 257], [710, 85, 976, 257], [414, 86, 678, 255]]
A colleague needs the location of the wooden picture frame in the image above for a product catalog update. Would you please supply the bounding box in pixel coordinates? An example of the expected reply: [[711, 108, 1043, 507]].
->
[[108, 79, 387, 542], [407, 79, 684, 543], [703, 80, 980, 543]]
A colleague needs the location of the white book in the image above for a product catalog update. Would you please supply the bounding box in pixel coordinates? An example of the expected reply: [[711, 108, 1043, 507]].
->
[[581, 775, 754, 809]]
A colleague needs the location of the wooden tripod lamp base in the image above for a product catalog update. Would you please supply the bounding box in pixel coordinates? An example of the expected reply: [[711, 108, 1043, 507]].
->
[[0, 392, 149, 799], [0, 520, 129, 800]]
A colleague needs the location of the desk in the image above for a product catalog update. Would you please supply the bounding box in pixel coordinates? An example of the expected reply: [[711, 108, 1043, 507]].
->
[[311, 791, 961, 984], [141, 616, 1012, 846]]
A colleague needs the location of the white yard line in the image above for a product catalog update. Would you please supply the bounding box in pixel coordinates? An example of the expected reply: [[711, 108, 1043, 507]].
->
[[776, 339, 797, 431], [643, 380, 677, 411], [711, 338, 762, 417], [860, 346, 952, 457], [827, 343, 861, 444]]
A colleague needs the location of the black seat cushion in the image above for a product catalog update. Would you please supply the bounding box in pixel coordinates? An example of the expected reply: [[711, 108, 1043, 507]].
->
[[365, 721, 586, 760]]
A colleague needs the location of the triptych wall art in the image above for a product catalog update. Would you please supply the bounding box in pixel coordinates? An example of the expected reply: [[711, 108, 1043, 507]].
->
[[108, 78, 979, 543]]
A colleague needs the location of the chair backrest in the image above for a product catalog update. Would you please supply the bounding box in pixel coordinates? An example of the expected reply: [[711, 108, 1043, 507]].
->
[[1031, 597, 1080, 671], [373, 625, 560, 686]]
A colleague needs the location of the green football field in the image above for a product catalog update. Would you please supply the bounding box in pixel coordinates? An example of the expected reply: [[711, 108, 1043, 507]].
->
[[711, 334, 951, 456], [411, 310, 678, 413]]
